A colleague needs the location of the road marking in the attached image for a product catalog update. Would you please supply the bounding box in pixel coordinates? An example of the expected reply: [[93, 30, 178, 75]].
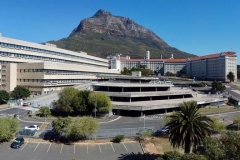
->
[[99, 116, 122, 124], [60, 144, 63, 153], [21, 142, 28, 150], [74, 145, 75, 154], [99, 144, 102, 153], [87, 144, 88, 154], [0, 107, 10, 112], [111, 143, 115, 152], [47, 143, 52, 152], [34, 143, 40, 152], [122, 143, 128, 151]]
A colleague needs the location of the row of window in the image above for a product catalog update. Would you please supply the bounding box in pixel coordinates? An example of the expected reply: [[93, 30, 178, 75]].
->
[[0, 51, 106, 68], [0, 42, 106, 65], [17, 69, 117, 76], [17, 79, 90, 84]]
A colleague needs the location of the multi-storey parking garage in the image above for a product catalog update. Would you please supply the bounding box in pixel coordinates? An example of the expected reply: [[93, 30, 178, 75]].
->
[[92, 76, 227, 116]]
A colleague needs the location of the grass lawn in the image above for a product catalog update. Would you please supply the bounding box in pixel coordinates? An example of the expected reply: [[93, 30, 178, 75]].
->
[[199, 106, 237, 115], [141, 137, 183, 155], [233, 82, 240, 87]]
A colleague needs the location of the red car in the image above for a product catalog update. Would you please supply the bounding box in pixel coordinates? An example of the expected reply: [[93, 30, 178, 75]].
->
[[22, 102, 29, 106]]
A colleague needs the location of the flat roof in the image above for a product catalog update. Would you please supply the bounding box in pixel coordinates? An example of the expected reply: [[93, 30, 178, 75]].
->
[[92, 82, 173, 87], [112, 96, 227, 111], [96, 75, 159, 80]]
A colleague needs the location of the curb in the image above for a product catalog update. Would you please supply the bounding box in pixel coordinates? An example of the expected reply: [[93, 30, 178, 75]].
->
[[139, 141, 148, 160]]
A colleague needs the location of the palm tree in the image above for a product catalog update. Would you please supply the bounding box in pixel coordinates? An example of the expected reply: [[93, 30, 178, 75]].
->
[[166, 101, 213, 153]]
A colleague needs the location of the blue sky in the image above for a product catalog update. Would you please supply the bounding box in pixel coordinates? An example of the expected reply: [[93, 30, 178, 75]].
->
[[0, 0, 239, 64]]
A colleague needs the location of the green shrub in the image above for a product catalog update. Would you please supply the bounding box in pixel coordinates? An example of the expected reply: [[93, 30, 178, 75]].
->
[[181, 153, 206, 160], [112, 135, 124, 143], [162, 151, 182, 160]]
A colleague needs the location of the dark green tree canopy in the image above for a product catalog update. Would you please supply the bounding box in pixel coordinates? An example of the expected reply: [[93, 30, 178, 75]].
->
[[0, 117, 19, 141], [55, 87, 79, 113], [52, 117, 72, 136], [166, 101, 213, 153], [11, 86, 30, 99], [38, 107, 51, 117], [0, 90, 10, 104], [211, 81, 226, 93], [227, 71, 235, 82], [72, 90, 91, 112], [88, 92, 112, 112]]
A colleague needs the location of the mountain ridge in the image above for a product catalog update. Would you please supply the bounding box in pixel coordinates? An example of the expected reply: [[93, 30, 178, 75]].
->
[[48, 9, 196, 59]]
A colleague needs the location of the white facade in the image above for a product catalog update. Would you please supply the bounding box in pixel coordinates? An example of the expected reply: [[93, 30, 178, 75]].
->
[[186, 52, 237, 81], [110, 51, 237, 82], [0, 34, 120, 94], [145, 50, 150, 60]]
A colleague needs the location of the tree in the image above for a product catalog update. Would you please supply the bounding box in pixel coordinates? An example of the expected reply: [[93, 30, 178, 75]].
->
[[72, 90, 91, 112], [55, 87, 79, 113], [166, 101, 213, 153], [69, 116, 99, 140], [211, 81, 226, 93], [38, 107, 51, 117], [196, 132, 240, 160], [11, 86, 30, 99], [88, 92, 112, 113], [121, 67, 130, 75], [211, 117, 226, 131], [227, 71, 235, 82], [0, 90, 10, 105], [0, 117, 19, 141], [52, 117, 71, 137], [233, 115, 240, 130]]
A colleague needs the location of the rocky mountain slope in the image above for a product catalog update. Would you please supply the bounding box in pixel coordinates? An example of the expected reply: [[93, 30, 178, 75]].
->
[[48, 9, 196, 59]]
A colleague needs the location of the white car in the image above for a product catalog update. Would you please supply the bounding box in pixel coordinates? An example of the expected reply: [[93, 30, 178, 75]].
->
[[24, 125, 40, 131]]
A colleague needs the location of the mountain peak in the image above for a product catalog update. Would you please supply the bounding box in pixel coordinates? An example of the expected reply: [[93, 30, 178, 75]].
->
[[92, 9, 112, 18], [49, 10, 196, 59]]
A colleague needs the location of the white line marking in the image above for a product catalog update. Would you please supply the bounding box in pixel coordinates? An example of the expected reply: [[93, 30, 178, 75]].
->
[[122, 143, 128, 151], [74, 145, 75, 154], [60, 144, 63, 153], [87, 144, 88, 154], [47, 143, 51, 152], [21, 142, 28, 150], [99, 116, 122, 124], [34, 143, 40, 152], [99, 144, 102, 153], [111, 143, 115, 152]]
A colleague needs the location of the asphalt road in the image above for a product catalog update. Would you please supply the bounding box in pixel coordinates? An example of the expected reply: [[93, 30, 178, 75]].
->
[[225, 83, 240, 101]]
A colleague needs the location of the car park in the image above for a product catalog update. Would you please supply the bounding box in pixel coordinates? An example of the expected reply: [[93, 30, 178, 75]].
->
[[24, 125, 39, 131], [10, 137, 24, 149]]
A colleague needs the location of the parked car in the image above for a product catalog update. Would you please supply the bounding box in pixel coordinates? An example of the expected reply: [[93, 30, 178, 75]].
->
[[44, 131, 57, 141], [22, 102, 29, 106], [155, 126, 170, 137], [24, 125, 39, 131], [10, 137, 24, 149], [18, 129, 36, 136]]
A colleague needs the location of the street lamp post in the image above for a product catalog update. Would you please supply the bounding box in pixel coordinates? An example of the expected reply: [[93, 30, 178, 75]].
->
[[94, 102, 97, 119], [94, 102, 97, 140], [143, 114, 146, 129]]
